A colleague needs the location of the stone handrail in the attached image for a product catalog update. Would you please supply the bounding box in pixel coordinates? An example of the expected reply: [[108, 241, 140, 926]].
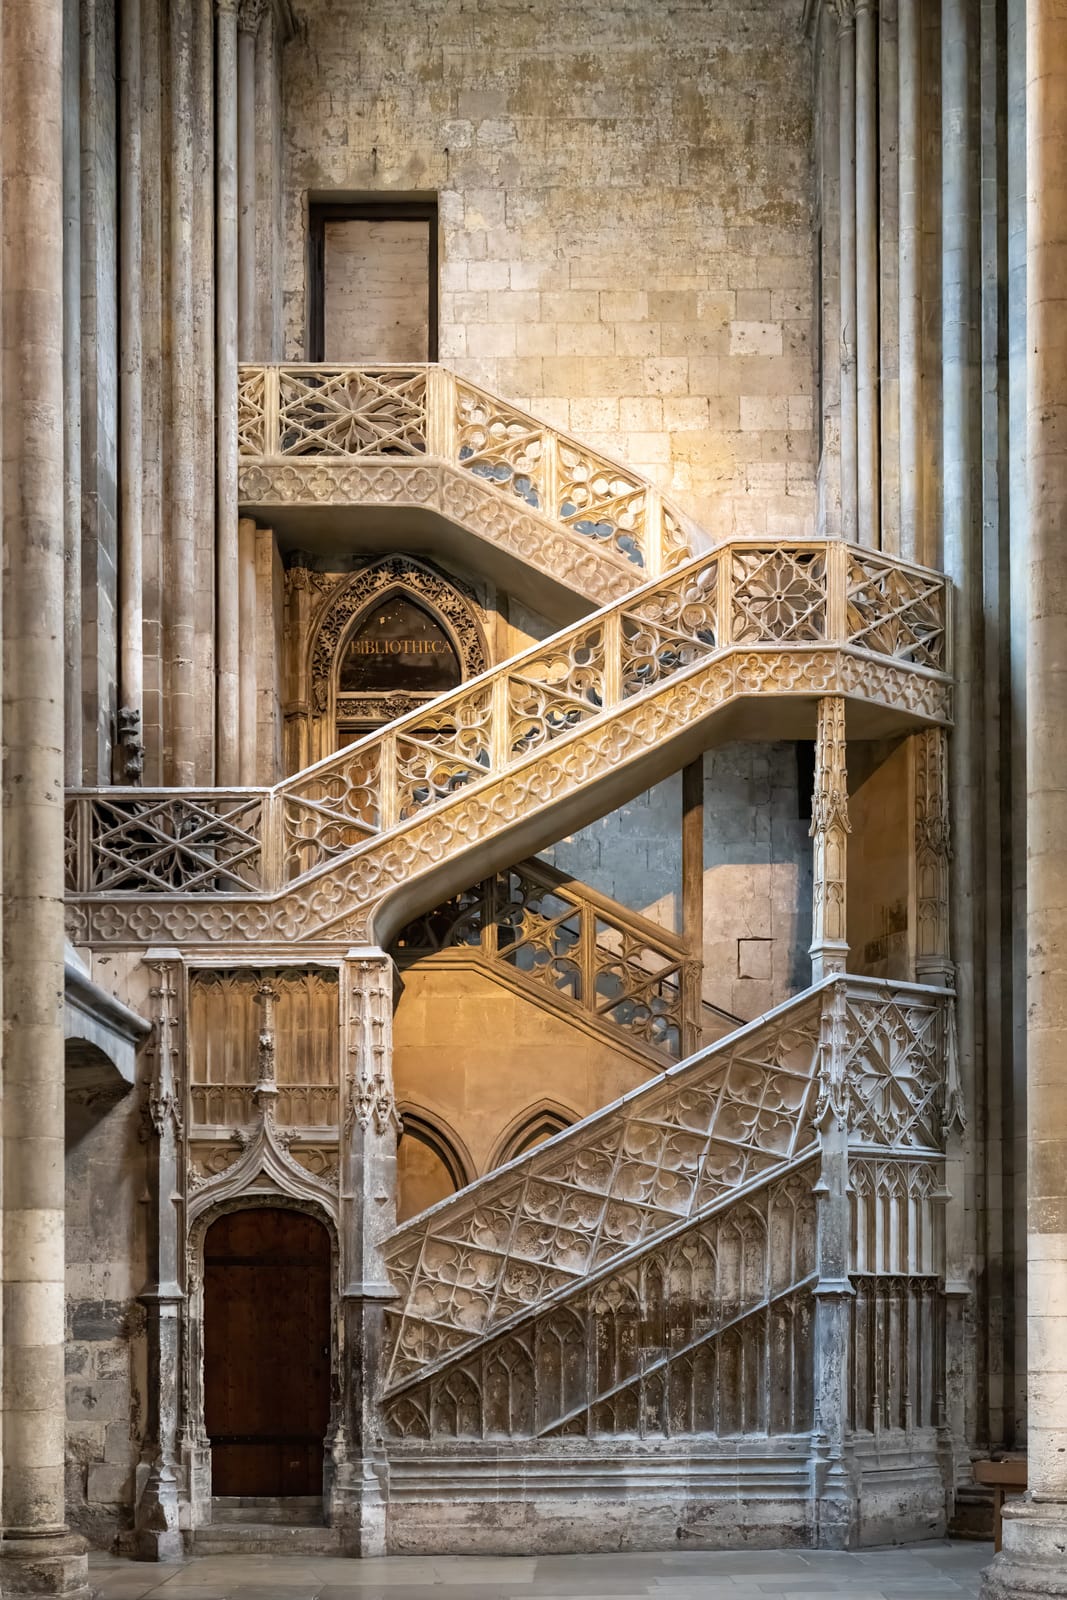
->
[[65, 542, 950, 948], [380, 975, 956, 1397], [237, 364, 698, 579]]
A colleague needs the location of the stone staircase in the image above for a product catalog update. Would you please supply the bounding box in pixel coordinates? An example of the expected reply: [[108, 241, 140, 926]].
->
[[377, 974, 958, 1551], [65, 539, 949, 955], [64, 372, 958, 1553]]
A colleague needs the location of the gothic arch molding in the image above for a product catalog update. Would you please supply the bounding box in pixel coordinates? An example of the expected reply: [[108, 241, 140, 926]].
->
[[310, 556, 487, 710], [489, 1099, 576, 1172]]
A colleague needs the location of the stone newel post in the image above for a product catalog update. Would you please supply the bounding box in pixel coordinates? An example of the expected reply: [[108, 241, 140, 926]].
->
[[984, 3, 1067, 1595], [135, 955, 185, 1561], [332, 951, 401, 1556], [810, 695, 851, 981]]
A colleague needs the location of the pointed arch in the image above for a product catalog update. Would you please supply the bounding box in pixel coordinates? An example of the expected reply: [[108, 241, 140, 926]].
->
[[489, 1099, 577, 1172], [300, 556, 488, 757], [396, 1105, 474, 1223]]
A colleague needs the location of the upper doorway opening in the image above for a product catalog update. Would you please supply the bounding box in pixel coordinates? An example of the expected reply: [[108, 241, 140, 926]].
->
[[308, 199, 439, 364]]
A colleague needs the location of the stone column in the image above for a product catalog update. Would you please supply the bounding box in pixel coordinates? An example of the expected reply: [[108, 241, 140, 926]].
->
[[838, 1, 859, 543], [942, 0, 984, 1472], [811, 980, 855, 1548], [237, 0, 262, 358], [913, 726, 953, 988], [135, 956, 185, 1562], [855, 0, 881, 548], [117, 0, 145, 783], [62, 0, 83, 785], [897, 0, 923, 562], [1, 1, 91, 1594], [238, 516, 258, 783], [164, 3, 198, 784], [983, 1, 1067, 1593], [810, 696, 850, 981], [333, 952, 400, 1556], [215, 0, 240, 784]]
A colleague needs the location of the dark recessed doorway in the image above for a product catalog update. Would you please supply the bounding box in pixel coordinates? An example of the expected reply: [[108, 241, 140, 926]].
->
[[204, 1207, 332, 1497]]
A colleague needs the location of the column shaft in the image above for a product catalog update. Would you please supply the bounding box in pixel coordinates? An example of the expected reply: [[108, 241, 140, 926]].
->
[[839, 9, 859, 542], [856, 0, 881, 547], [1, 0, 89, 1591], [810, 696, 850, 981], [898, 0, 923, 561], [238, 4, 258, 357], [216, 0, 240, 783], [983, 2, 1067, 1592], [118, 0, 144, 779], [164, 4, 198, 783], [238, 516, 258, 784], [62, 0, 83, 784]]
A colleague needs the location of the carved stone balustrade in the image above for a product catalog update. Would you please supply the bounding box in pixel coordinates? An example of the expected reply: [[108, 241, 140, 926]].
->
[[375, 974, 959, 1551], [393, 855, 706, 1062], [237, 365, 699, 609], [65, 542, 951, 953]]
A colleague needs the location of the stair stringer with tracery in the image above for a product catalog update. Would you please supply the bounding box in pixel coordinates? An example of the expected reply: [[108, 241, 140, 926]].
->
[[374, 974, 957, 1552]]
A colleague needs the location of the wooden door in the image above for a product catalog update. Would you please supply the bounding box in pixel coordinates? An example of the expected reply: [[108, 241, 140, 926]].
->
[[204, 1208, 332, 1497]]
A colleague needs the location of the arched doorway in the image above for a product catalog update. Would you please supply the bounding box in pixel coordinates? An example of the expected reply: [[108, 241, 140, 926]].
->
[[204, 1207, 332, 1497]]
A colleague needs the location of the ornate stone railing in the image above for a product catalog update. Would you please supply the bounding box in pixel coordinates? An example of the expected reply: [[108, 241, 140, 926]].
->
[[379, 975, 957, 1442], [65, 544, 950, 948], [380, 976, 955, 1397], [237, 364, 697, 585], [393, 856, 706, 1061]]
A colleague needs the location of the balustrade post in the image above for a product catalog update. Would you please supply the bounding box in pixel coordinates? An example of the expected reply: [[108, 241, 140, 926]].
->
[[333, 952, 400, 1556], [378, 734, 399, 831], [425, 364, 455, 460], [644, 485, 664, 578], [541, 426, 560, 524], [810, 696, 851, 980], [136, 953, 186, 1560], [264, 363, 281, 458], [682, 759, 705, 1054], [810, 978, 857, 1548], [601, 609, 623, 709], [826, 538, 849, 642], [490, 674, 511, 774]]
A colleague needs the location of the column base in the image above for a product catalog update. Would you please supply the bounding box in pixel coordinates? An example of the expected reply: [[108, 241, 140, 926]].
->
[[981, 1501, 1067, 1600], [0, 1531, 90, 1598], [332, 1454, 390, 1557]]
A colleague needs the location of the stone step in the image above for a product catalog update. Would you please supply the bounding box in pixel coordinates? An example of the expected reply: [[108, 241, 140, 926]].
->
[[211, 1496, 325, 1527], [194, 1522, 342, 1556]]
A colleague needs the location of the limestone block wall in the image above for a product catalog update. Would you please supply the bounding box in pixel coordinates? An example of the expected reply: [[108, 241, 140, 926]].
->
[[392, 961, 650, 1206], [64, 1090, 148, 1547], [542, 743, 813, 1019], [281, 0, 817, 537]]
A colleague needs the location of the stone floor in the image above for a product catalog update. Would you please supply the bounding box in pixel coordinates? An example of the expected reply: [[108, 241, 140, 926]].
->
[[89, 1541, 993, 1600]]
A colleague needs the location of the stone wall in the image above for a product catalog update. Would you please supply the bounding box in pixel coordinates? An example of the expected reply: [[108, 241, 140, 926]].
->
[[65, 1090, 147, 1549], [543, 742, 813, 1019], [281, 0, 817, 537]]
